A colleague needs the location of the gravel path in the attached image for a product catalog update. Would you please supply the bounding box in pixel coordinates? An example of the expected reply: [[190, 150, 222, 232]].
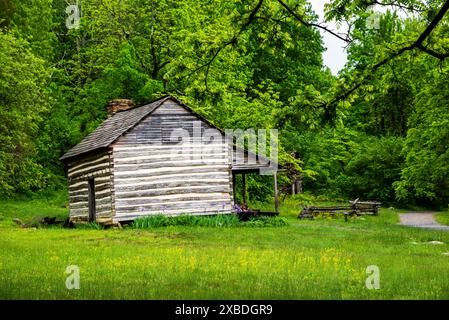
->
[[399, 212, 449, 231]]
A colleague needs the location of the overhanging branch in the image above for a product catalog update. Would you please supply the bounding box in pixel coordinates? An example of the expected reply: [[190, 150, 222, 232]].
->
[[191, 0, 264, 90], [277, 0, 351, 43], [370, 0, 426, 14], [324, 0, 449, 114]]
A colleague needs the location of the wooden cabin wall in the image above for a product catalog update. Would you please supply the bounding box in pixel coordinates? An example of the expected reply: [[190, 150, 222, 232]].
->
[[67, 150, 114, 223], [111, 100, 233, 221]]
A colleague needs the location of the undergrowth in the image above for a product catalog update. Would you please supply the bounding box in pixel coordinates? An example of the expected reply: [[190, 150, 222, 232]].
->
[[132, 214, 288, 228]]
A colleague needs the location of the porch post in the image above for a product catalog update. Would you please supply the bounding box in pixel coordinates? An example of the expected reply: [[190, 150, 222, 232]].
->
[[274, 172, 279, 213], [242, 173, 247, 204], [232, 172, 236, 204]]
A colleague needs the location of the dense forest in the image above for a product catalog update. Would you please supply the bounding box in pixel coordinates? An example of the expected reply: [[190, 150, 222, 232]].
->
[[1, 0, 448, 208]]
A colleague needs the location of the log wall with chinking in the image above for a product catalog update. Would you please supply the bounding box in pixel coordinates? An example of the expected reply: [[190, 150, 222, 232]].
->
[[67, 150, 114, 223], [111, 99, 234, 221]]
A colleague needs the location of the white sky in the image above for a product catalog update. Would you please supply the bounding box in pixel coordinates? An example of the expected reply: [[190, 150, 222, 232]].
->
[[310, 1, 348, 75]]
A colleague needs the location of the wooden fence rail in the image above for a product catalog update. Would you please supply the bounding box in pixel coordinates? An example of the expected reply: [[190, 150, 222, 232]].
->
[[299, 199, 381, 221]]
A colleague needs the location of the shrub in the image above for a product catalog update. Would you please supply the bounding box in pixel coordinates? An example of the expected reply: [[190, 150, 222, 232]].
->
[[335, 136, 404, 204], [132, 214, 241, 228], [132, 214, 288, 228], [291, 193, 315, 207], [133, 214, 171, 228]]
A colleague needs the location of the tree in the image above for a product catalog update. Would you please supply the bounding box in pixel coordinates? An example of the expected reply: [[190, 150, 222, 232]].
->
[[395, 70, 449, 207], [336, 136, 405, 204], [0, 32, 51, 196]]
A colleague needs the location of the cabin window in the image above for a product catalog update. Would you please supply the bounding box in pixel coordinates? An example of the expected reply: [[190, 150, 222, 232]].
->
[[87, 178, 96, 222]]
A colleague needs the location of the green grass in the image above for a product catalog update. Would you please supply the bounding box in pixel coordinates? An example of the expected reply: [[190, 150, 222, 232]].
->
[[133, 214, 241, 228], [436, 211, 449, 226], [1, 196, 449, 299], [132, 214, 288, 228]]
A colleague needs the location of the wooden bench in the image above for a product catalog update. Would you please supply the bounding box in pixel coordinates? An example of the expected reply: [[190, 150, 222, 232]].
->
[[298, 199, 381, 221]]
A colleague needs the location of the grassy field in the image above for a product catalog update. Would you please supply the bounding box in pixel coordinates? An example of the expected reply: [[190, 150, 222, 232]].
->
[[436, 211, 449, 226], [1, 195, 449, 299]]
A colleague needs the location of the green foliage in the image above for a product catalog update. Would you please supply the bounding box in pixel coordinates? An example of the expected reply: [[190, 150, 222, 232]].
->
[[0, 195, 68, 224], [294, 128, 360, 193], [2, 198, 449, 299], [290, 192, 316, 208], [0, 32, 51, 197], [395, 72, 449, 207], [435, 210, 449, 226], [76, 222, 105, 230], [132, 214, 288, 228], [133, 214, 241, 228], [243, 216, 289, 227], [293, 2, 449, 207], [293, 128, 405, 204], [335, 136, 405, 204], [1, 0, 449, 210], [8, 0, 58, 60], [84, 42, 164, 106]]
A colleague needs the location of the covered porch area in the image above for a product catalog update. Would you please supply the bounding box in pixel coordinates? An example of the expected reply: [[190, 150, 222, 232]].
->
[[231, 148, 280, 218]]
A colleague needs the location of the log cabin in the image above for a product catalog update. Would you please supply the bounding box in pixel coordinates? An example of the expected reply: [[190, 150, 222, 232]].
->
[[60, 95, 278, 225]]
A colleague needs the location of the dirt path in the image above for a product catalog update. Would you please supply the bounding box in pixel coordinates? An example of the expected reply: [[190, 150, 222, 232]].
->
[[399, 212, 449, 231]]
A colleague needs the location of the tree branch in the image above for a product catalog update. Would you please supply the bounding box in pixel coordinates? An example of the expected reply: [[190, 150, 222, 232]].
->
[[416, 44, 449, 60], [370, 0, 426, 14], [201, 0, 263, 89], [277, 0, 351, 43], [187, 0, 264, 90], [323, 0, 449, 116]]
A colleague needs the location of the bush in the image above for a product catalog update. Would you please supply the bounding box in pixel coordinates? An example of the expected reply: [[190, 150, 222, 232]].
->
[[132, 214, 241, 228], [133, 214, 171, 228], [132, 214, 288, 228], [335, 136, 404, 204], [291, 193, 316, 207]]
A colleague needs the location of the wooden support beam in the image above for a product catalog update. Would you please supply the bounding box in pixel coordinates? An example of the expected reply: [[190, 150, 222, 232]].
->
[[274, 172, 279, 213], [242, 173, 247, 204], [232, 173, 236, 204]]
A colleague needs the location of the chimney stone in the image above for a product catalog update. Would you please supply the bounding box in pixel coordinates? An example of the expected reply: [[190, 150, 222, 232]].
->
[[107, 99, 135, 116]]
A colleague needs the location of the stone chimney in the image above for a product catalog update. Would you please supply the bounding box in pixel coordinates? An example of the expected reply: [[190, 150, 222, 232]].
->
[[107, 99, 135, 116]]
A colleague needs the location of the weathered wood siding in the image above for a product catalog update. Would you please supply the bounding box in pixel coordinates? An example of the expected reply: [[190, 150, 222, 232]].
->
[[112, 99, 233, 221], [67, 150, 114, 222]]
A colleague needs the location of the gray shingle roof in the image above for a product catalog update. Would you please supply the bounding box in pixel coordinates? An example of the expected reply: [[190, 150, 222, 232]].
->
[[60, 96, 170, 160], [60, 95, 278, 171]]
